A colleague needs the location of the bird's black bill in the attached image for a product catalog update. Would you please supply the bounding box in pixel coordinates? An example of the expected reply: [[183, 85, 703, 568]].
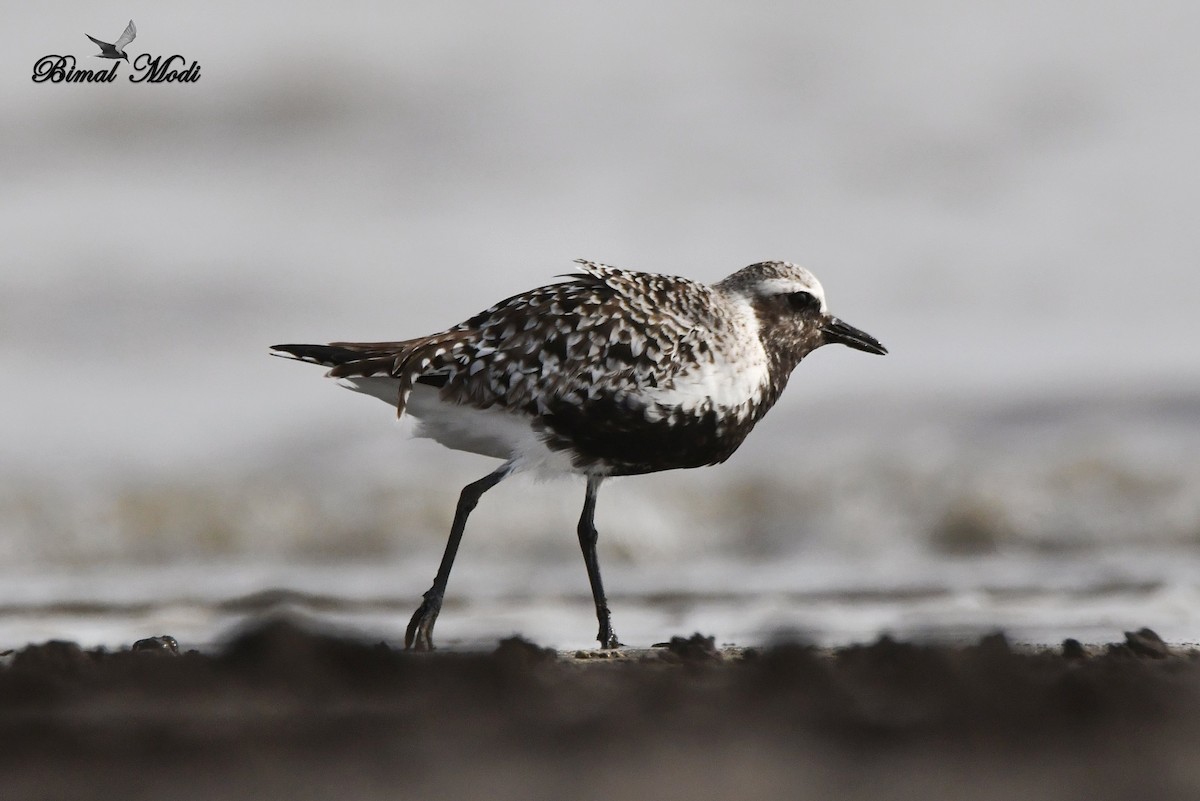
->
[[822, 317, 888, 355]]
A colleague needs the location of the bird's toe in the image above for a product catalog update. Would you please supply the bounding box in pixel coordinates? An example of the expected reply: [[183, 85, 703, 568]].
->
[[405, 592, 443, 651]]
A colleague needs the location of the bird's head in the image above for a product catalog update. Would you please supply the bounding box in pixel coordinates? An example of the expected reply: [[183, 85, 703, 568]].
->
[[718, 261, 887, 364]]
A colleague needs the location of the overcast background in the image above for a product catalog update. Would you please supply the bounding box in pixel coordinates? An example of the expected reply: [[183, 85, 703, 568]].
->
[[1, 2, 1198, 649]]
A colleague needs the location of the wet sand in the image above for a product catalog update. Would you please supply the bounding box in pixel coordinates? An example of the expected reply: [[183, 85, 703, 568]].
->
[[2, 619, 1198, 801]]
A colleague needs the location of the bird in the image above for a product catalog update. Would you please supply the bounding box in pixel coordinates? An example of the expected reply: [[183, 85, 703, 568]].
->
[[86, 20, 136, 61], [271, 259, 887, 650]]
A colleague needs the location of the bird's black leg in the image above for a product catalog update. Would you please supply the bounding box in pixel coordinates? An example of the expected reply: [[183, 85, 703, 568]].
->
[[405, 463, 511, 651], [577, 476, 622, 648]]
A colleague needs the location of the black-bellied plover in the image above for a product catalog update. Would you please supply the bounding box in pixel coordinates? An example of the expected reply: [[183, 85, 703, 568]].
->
[[272, 260, 886, 650], [86, 20, 136, 61]]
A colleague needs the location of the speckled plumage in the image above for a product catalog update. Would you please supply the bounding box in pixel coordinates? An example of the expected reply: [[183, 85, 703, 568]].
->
[[277, 260, 861, 475], [272, 258, 886, 649]]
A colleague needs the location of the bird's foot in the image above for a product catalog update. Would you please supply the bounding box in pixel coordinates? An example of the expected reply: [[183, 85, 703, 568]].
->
[[597, 620, 623, 650], [405, 590, 443, 651]]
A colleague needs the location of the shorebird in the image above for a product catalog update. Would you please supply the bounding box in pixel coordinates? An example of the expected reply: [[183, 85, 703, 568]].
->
[[86, 20, 136, 61], [272, 260, 886, 650]]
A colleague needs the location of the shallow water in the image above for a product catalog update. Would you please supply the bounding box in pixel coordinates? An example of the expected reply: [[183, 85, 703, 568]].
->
[[2, 545, 1198, 652]]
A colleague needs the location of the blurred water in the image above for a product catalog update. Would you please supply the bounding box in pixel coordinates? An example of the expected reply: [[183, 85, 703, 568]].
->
[[1, 2, 1198, 648]]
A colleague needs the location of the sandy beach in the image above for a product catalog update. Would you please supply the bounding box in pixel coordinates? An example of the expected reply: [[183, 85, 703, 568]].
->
[[2, 618, 1198, 801]]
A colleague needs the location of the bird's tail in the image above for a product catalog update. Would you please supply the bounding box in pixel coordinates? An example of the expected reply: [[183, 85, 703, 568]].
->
[[270, 341, 420, 379], [272, 341, 435, 417], [270, 343, 369, 368]]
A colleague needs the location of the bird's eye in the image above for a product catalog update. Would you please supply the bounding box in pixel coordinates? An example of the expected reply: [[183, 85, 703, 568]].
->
[[787, 291, 820, 312]]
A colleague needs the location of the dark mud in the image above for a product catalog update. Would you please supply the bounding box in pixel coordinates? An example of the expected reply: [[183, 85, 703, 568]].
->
[[2, 620, 1198, 801]]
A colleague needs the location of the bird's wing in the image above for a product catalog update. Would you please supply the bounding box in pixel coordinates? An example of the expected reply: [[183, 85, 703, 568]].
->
[[113, 20, 137, 52], [436, 265, 719, 413], [85, 34, 110, 50], [309, 264, 724, 422]]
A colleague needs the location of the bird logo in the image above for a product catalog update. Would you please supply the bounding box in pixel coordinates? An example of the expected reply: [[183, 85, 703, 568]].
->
[[86, 20, 136, 62]]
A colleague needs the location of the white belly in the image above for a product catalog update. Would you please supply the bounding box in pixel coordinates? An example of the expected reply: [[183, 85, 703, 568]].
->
[[336, 376, 582, 476]]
